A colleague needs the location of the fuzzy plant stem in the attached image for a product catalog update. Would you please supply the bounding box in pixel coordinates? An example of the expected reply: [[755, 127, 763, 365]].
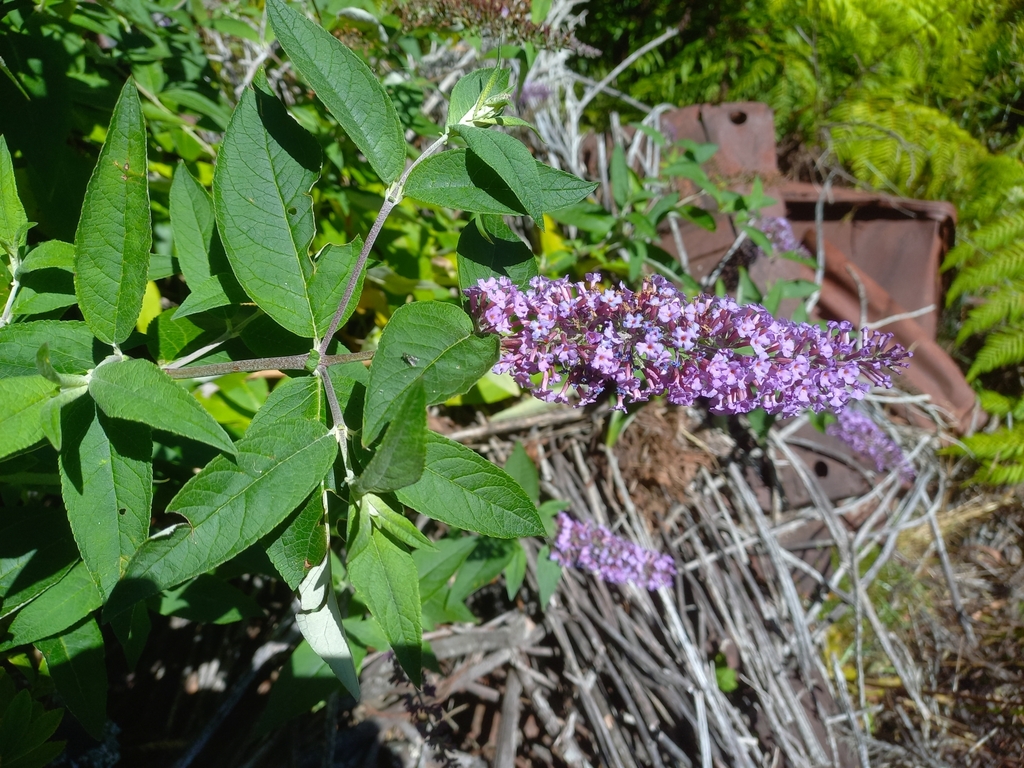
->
[[162, 350, 372, 379], [316, 133, 449, 356]]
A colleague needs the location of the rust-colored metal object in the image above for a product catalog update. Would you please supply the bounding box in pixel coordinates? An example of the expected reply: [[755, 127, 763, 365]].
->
[[777, 183, 956, 340], [659, 101, 781, 177]]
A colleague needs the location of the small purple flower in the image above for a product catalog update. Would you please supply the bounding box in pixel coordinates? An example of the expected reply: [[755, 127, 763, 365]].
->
[[551, 513, 676, 590], [754, 216, 812, 258], [827, 408, 915, 481], [464, 274, 910, 414], [518, 81, 552, 109]]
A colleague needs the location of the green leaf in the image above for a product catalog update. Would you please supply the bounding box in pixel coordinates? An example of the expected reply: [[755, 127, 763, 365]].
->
[[110, 601, 150, 672], [88, 358, 235, 455], [537, 499, 568, 538], [0, 322, 101, 380], [505, 542, 526, 600], [11, 269, 76, 317], [74, 79, 151, 345], [4, 700, 63, 767], [679, 204, 717, 231], [6, 741, 67, 768], [530, 0, 552, 24], [504, 442, 539, 504], [646, 193, 679, 226], [0, 563, 102, 652], [35, 617, 107, 740], [396, 433, 544, 538], [18, 242, 75, 275], [363, 301, 497, 444], [146, 311, 226, 365], [256, 640, 344, 732], [347, 523, 421, 685], [0, 135, 27, 252], [736, 266, 762, 306], [155, 574, 264, 625], [405, 150, 524, 215], [413, 536, 477, 603], [422, 589, 475, 627], [326, 359, 369, 426], [0, 375, 57, 461], [364, 494, 435, 551], [38, 385, 88, 452], [535, 164, 599, 211], [214, 83, 322, 337], [0, 505, 78, 620], [295, 549, 360, 698], [265, 490, 329, 591], [407, 154, 595, 217], [267, 0, 405, 184], [447, 68, 511, 127], [352, 382, 426, 495], [458, 126, 543, 223], [59, 397, 152, 600], [457, 217, 537, 294], [715, 661, 738, 693], [484, 116, 540, 134], [308, 238, 365, 338], [536, 545, 561, 611], [105, 416, 337, 617], [0, 690, 32, 757], [547, 202, 613, 237], [610, 144, 629, 208], [247, 375, 323, 433], [740, 223, 773, 254], [169, 162, 244, 318], [447, 537, 515, 606]]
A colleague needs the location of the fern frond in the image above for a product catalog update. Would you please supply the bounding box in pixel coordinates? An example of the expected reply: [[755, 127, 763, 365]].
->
[[956, 279, 1024, 342], [942, 242, 977, 271], [976, 459, 1024, 485], [977, 389, 1016, 416], [947, 241, 1024, 300], [972, 209, 1024, 251], [957, 423, 1024, 460], [967, 324, 1024, 380]]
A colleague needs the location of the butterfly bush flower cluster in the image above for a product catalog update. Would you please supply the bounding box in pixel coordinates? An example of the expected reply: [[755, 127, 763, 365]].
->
[[465, 274, 910, 414], [827, 408, 915, 482], [754, 216, 812, 258], [551, 513, 676, 590]]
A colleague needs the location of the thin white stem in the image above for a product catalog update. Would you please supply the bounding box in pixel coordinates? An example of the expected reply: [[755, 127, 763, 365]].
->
[[865, 304, 936, 330], [0, 277, 20, 327], [805, 172, 835, 315]]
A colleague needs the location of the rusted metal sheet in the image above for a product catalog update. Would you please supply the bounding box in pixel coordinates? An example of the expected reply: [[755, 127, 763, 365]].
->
[[659, 102, 780, 177], [776, 183, 956, 339]]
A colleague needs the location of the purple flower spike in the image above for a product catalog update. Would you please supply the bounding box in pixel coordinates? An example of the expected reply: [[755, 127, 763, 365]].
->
[[465, 274, 910, 415], [753, 216, 812, 258], [551, 513, 676, 590], [827, 408, 915, 482]]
